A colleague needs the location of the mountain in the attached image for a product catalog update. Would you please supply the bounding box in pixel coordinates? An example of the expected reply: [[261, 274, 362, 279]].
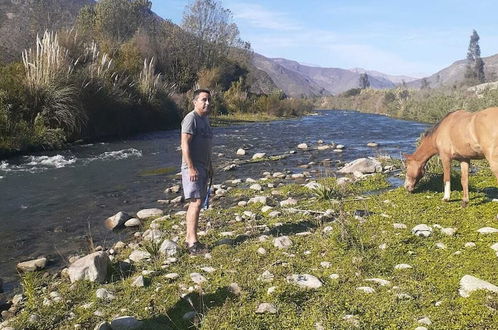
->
[[349, 68, 418, 85], [252, 55, 416, 97], [0, 0, 94, 63], [407, 54, 498, 89]]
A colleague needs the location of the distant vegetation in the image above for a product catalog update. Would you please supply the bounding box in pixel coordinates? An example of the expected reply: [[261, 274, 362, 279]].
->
[[0, 0, 311, 157]]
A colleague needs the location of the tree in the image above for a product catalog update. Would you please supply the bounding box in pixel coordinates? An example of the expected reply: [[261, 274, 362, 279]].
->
[[77, 0, 153, 44], [181, 0, 248, 69], [359, 73, 370, 89], [465, 30, 485, 85], [420, 78, 430, 89]]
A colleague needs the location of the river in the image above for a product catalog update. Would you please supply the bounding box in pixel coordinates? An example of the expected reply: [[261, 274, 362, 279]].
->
[[0, 110, 427, 292]]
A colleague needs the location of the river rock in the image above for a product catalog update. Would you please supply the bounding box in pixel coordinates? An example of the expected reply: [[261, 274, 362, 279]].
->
[[110, 316, 142, 330], [412, 224, 433, 237], [287, 274, 322, 289], [96, 288, 115, 301], [256, 303, 277, 314], [124, 218, 141, 227], [104, 212, 131, 230], [16, 257, 47, 273], [477, 227, 498, 234], [159, 240, 179, 256], [274, 236, 293, 249], [297, 143, 308, 150], [131, 275, 145, 288], [258, 270, 274, 282], [365, 278, 391, 286], [280, 198, 297, 206], [272, 172, 286, 178], [250, 184, 262, 191], [394, 264, 412, 270], [356, 286, 375, 293], [68, 252, 110, 283], [367, 142, 378, 147], [94, 322, 112, 330], [338, 157, 382, 174], [490, 243, 498, 252], [248, 196, 267, 204], [137, 208, 164, 219], [142, 229, 164, 242], [223, 163, 239, 171], [228, 282, 241, 295], [190, 273, 207, 284], [236, 148, 246, 156], [459, 275, 498, 297], [252, 152, 266, 160], [129, 250, 151, 263], [441, 227, 457, 236], [164, 184, 181, 194]]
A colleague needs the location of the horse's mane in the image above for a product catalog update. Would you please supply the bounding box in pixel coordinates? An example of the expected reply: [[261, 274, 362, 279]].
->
[[423, 111, 455, 137]]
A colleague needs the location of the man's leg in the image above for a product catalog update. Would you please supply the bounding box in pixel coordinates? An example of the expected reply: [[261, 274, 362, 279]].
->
[[186, 198, 202, 246]]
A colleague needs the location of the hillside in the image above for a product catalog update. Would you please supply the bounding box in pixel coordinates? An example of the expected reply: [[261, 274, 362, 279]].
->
[[0, 0, 94, 63], [408, 53, 498, 89], [253, 55, 418, 97]]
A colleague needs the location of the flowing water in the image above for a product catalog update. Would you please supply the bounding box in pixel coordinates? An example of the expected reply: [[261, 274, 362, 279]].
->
[[0, 110, 427, 291]]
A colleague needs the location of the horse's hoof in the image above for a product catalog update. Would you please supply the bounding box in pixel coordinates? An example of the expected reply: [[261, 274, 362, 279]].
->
[[442, 198, 449, 202], [461, 200, 468, 208]]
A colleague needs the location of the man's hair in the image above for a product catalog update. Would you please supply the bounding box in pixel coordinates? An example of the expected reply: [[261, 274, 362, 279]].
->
[[193, 89, 211, 100]]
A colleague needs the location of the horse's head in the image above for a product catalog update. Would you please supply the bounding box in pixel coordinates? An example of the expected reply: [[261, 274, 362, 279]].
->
[[403, 153, 425, 192]]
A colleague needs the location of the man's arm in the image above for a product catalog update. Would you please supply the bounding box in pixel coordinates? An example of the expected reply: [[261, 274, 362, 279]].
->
[[181, 133, 198, 182]]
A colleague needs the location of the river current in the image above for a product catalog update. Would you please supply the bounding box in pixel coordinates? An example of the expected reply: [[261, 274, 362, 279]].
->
[[0, 110, 427, 291]]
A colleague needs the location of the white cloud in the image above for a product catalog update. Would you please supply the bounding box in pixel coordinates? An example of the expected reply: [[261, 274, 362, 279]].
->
[[228, 2, 301, 31]]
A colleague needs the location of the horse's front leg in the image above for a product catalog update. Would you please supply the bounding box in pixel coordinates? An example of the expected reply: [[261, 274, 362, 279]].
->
[[441, 156, 451, 201], [460, 159, 470, 207]]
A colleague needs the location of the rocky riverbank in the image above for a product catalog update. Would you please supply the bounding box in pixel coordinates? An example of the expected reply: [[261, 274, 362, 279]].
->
[[1, 141, 498, 329]]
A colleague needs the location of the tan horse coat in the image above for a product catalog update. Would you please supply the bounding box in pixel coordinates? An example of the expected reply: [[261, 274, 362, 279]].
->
[[404, 107, 498, 206]]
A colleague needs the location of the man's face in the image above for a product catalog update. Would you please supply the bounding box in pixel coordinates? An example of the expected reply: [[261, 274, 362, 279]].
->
[[193, 92, 211, 115]]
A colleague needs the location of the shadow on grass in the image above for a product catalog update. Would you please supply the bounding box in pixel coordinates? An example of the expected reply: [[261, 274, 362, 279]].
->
[[141, 286, 236, 329]]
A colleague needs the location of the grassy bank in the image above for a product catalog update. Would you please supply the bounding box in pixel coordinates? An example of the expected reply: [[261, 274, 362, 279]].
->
[[5, 159, 498, 329], [319, 87, 498, 123]]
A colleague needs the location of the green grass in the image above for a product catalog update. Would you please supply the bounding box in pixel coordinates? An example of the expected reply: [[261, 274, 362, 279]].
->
[[7, 168, 498, 329]]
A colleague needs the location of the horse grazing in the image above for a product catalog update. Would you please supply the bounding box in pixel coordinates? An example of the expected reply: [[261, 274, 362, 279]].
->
[[404, 107, 498, 207]]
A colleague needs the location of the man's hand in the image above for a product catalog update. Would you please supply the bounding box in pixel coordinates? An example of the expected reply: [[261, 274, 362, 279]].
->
[[188, 167, 199, 182]]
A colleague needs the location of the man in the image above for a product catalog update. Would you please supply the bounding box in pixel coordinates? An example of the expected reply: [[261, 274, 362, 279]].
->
[[180, 89, 213, 255]]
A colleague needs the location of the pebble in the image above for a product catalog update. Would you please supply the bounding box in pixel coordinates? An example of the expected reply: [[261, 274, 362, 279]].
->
[[394, 264, 412, 270], [274, 236, 293, 249], [257, 247, 267, 255], [287, 274, 322, 289]]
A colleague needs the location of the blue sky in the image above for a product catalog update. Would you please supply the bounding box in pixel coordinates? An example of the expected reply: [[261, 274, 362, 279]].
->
[[152, 0, 498, 78]]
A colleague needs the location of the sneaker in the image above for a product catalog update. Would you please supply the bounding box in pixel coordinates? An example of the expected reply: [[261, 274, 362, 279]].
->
[[185, 241, 209, 255]]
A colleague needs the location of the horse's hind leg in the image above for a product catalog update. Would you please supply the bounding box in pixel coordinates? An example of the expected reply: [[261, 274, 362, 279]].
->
[[441, 156, 452, 201], [460, 159, 470, 207]]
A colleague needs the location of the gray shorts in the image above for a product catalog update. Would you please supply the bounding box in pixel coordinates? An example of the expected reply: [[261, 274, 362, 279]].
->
[[181, 166, 208, 200]]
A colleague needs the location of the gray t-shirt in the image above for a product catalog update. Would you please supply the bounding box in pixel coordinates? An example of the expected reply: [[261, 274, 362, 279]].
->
[[181, 110, 213, 170]]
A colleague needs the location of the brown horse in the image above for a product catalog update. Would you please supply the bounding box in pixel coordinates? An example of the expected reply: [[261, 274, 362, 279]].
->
[[404, 107, 498, 207]]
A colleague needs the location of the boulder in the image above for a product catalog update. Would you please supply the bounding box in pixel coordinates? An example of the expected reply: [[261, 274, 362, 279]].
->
[[110, 316, 142, 330], [136, 208, 164, 220], [68, 252, 110, 283], [16, 257, 47, 273], [104, 211, 131, 230], [338, 157, 382, 174]]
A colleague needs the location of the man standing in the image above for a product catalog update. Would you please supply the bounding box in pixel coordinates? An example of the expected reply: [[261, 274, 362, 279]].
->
[[181, 89, 213, 255]]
